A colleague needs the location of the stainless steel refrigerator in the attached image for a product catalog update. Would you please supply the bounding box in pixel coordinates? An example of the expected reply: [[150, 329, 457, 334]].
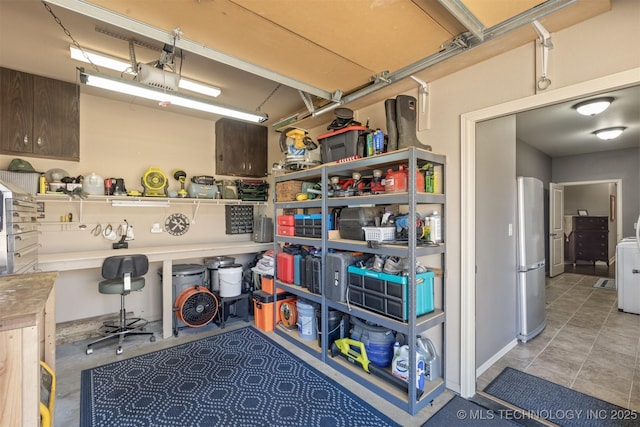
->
[[516, 176, 546, 342]]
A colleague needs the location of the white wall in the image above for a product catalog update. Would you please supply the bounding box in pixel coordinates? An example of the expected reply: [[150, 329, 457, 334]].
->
[[553, 147, 639, 238], [475, 116, 517, 369]]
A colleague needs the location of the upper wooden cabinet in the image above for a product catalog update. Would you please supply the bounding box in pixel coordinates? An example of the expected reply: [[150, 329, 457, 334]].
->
[[215, 118, 267, 177], [0, 67, 79, 161]]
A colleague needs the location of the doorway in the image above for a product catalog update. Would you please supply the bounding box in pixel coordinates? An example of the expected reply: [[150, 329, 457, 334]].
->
[[459, 68, 640, 398], [560, 179, 621, 278]]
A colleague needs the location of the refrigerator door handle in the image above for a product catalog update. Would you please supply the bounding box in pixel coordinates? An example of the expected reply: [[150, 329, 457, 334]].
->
[[520, 261, 545, 272]]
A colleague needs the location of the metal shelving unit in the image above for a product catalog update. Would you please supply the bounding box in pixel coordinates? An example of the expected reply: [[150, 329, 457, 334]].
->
[[272, 147, 446, 415]]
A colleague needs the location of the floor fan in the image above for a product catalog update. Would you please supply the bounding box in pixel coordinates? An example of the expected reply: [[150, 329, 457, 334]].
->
[[174, 286, 218, 329]]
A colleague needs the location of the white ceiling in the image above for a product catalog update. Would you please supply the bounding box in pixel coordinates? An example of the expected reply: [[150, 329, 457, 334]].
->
[[516, 85, 640, 158]]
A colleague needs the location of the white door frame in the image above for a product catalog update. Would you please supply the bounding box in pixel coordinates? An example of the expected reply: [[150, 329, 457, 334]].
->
[[459, 68, 640, 398]]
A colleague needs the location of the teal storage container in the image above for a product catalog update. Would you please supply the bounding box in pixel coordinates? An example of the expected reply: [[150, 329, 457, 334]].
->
[[347, 266, 435, 321]]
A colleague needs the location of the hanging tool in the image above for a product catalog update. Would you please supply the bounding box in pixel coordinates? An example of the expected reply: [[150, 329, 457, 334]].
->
[[331, 338, 423, 399]]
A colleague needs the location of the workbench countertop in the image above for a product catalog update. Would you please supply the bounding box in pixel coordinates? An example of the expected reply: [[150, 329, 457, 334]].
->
[[0, 271, 58, 331], [38, 241, 273, 271]]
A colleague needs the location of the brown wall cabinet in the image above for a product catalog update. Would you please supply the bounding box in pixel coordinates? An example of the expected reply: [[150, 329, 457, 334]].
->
[[565, 216, 609, 266], [0, 67, 79, 161], [215, 118, 267, 177]]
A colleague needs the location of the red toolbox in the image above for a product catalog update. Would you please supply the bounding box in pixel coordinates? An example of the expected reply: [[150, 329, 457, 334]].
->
[[277, 215, 295, 226], [277, 225, 295, 236], [277, 252, 295, 284]]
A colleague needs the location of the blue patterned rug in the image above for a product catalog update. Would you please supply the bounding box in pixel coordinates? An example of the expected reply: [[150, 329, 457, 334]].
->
[[80, 326, 400, 427]]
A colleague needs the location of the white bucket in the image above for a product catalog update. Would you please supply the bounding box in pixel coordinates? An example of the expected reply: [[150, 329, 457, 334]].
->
[[218, 264, 242, 297], [296, 300, 317, 340]]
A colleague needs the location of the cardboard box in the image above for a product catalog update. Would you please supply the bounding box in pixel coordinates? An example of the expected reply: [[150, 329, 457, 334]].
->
[[275, 181, 303, 202]]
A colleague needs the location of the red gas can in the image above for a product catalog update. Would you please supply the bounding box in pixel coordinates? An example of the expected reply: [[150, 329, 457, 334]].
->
[[277, 252, 295, 284], [385, 166, 408, 192], [384, 165, 424, 193]]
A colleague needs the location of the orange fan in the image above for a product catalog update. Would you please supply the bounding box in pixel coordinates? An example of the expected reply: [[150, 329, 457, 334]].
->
[[174, 286, 218, 327]]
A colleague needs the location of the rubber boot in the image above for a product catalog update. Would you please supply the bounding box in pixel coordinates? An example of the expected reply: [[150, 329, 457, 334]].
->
[[384, 99, 398, 152], [396, 95, 432, 151]]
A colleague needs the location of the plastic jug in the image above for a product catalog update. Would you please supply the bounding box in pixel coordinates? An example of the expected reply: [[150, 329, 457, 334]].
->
[[417, 337, 441, 381], [83, 172, 104, 195], [391, 342, 426, 391], [427, 211, 442, 243]]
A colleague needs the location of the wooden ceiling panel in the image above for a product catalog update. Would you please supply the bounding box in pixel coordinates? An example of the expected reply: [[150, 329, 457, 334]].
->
[[76, 0, 610, 123], [462, 0, 546, 28], [231, 0, 455, 74], [411, 0, 469, 35], [87, 0, 374, 92]]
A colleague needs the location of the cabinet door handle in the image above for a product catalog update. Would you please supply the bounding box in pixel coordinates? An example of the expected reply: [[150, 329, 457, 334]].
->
[[37, 137, 43, 146], [23, 135, 29, 144]]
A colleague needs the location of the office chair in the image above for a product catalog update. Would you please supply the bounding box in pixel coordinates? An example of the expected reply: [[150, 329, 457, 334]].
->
[[86, 254, 156, 355]]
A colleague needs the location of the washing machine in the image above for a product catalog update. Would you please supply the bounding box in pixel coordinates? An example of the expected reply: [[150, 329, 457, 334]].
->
[[616, 238, 640, 314]]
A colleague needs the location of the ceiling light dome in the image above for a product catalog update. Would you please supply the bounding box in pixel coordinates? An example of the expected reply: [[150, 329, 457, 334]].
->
[[593, 127, 626, 140], [573, 97, 614, 116]]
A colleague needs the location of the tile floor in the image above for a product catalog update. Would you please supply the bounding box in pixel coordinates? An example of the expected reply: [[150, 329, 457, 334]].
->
[[477, 272, 640, 411]]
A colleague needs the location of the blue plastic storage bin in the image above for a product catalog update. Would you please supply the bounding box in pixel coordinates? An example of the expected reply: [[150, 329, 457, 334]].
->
[[347, 266, 435, 321]]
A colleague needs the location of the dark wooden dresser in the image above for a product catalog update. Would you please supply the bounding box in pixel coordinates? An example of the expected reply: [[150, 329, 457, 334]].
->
[[565, 216, 609, 266]]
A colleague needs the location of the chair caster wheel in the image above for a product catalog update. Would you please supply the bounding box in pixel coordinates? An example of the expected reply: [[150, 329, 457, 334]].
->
[[86, 348, 93, 355], [116, 346, 123, 355], [150, 335, 156, 343]]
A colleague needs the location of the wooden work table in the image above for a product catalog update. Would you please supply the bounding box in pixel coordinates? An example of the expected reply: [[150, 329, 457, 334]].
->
[[39, 242, 271, 339], [0, 271, 57, 427]]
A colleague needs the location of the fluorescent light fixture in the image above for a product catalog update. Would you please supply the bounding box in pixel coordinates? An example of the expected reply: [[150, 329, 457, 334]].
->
[[111, 199, 170, 207], [70, 45, 133, 73], [80, 70, 267, 123], [593, 127, 626, 140], [572, 97, 614, 116], [70, 45, 221, 98], [178, 78, 221, 98]]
